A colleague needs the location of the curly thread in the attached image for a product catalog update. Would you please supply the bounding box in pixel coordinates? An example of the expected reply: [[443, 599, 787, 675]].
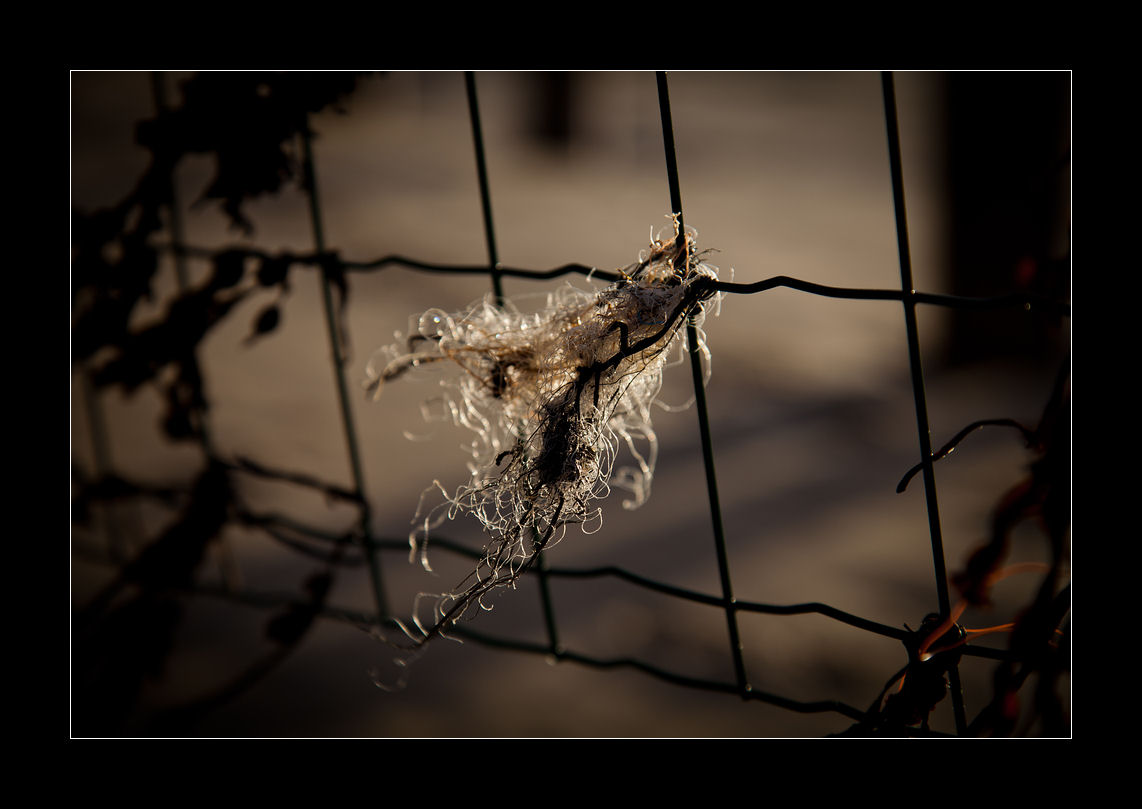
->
[[366, 215, 722, 651]]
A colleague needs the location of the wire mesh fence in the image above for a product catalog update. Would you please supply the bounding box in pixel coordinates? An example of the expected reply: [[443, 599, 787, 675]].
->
[[71, 70, 1070, 737]]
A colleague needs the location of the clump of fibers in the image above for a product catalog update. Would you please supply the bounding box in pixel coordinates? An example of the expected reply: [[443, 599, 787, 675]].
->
[[366, 215, 721, 650]]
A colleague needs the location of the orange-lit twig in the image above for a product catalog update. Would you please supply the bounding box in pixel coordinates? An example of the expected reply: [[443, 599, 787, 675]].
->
[[917, 563, 1050, 662]]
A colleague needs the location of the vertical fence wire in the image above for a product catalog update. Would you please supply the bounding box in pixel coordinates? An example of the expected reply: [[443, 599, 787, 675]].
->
[[150, 70, 242, 589], [880, 71, 967, 734], [465, 72, 506, 308], [150, 73, 191, 292], [299, 120, 389, 622], [656, 72, 749, 697], [465, 71, 561, 654], [77, 370, 122, 557]]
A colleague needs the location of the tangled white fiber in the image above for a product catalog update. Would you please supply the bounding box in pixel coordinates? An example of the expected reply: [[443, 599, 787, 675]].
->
[[366, 215, 722, 649]]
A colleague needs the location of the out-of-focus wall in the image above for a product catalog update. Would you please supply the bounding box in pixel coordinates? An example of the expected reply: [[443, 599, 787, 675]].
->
[[71, 71, 1069, 737]]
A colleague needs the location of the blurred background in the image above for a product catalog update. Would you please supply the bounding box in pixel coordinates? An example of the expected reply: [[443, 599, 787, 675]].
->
[[71, 70, 1070, 737]]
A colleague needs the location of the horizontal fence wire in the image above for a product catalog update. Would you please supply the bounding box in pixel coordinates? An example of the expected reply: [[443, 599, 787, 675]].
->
[[73, 71, 1070, 736], [156, 243, 1071, 314]]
